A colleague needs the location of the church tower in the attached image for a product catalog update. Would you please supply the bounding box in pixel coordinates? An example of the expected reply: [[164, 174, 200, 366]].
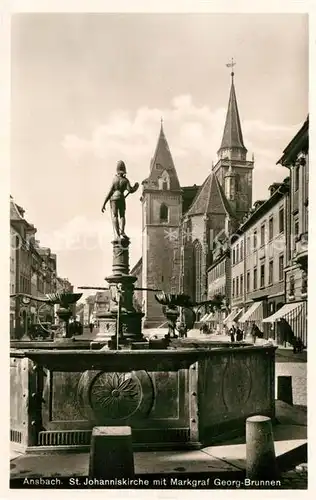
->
[[212, 64, 254, 218], [141, 121, 182, 327]]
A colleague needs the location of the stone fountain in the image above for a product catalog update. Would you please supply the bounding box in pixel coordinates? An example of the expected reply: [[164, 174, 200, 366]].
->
[[10, 161, 277, 456]]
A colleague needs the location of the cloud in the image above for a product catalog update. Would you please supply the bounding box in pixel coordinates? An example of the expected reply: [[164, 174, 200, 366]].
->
[[62, 94, 301, 200]]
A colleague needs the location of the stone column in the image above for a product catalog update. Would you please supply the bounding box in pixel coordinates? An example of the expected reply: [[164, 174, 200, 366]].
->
[[93, 237, 145, 349]]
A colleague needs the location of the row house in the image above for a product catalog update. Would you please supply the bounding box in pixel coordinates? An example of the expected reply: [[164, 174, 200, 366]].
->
[[205, 231, 231, 330], [10, 196, 71, 338], [262, 117, 308, 346], [230, 179, 290, 340], [220, 117, 308, 346]]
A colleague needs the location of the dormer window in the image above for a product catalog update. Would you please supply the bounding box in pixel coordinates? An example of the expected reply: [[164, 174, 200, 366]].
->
[[158, 170, 170, 190]]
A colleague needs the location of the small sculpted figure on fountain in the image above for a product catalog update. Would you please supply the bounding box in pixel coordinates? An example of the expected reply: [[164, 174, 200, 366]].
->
[[101, 161, 139, 240]]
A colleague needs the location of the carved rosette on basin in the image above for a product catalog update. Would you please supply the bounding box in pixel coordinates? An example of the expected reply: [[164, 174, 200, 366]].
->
[[90, 372, 141, 418], [222, 360, 252, 411], [77, 370, 154, 422]]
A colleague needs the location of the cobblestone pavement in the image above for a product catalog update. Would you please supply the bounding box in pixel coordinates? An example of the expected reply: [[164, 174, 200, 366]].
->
[[280, 464, 308, 489]]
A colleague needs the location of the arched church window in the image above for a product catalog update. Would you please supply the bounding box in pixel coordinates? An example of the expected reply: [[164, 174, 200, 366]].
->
[[160, 203, 169, 222], [193, 239, 202, 303]]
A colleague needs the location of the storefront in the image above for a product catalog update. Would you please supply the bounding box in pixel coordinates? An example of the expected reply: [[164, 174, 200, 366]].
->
[[262, 300, 307, 346]]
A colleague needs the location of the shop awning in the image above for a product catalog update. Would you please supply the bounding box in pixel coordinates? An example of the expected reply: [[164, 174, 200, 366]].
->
[[204, 312, 214, 322], [223, 308, 242, 325], [262, 302, 304, 323], [239, 301, 263, 323], [199, 313, 209, 322]]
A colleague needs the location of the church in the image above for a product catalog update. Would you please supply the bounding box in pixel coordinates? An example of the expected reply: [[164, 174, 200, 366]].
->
[[132, 70, 254, 328]]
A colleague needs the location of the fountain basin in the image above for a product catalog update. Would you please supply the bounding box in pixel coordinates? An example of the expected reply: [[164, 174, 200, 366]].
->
[[10, 344, 276, 453]]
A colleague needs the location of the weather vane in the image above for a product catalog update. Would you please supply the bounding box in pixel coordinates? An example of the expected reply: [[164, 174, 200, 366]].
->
[[226, 58, 236, 79]]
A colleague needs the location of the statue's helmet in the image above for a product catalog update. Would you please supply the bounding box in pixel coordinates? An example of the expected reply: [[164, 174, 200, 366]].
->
[[116, 160, 126, 174]]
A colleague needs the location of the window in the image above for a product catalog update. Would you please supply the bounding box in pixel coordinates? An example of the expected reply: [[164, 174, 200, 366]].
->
[[279, 254, 284, 282], [269, 216, 274, 241], [253, 267, 257, 290], [236, 244, 239, 263], [268, 259, 274, 285], [295, 166, 300, 192], [294, 216, 299, 237], [240, 240, 244, 260], [193, 240, 202, 302], [246, 271, 250, 292], [232, 278, 235, 298], [162, 180, 168, 190], [260, 224, 265, 246], [289, 275, 295, 296], [253, 229, 257, 250], [246, 236, 251, 256], [232, 248, 236, 265], [236, 276, 239, 297], [279, 207, 284, 233], [159, 203, 169, 222], [260, 264, 265, 288], [301, 271, 307, 294], [240, 275, 243, 296]]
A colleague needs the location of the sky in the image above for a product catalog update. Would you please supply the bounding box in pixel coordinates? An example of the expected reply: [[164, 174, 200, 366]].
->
[[10, 13, 308, 298]]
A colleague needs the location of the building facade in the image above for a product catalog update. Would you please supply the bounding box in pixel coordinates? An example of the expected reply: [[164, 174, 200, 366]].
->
[[231, 180, 290, 339], [10, 196, 71, 338], [262, 118, 308, 346]]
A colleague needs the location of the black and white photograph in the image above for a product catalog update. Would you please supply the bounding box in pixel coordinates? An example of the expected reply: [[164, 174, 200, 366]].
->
[[7, 7, 309, 492]]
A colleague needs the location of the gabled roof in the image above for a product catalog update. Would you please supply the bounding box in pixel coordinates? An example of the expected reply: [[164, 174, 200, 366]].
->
[[218, 76, 247, 153], [277, 116, 309, 166], [185, 172, 237, 219], [144, 123, 181, 191], [182, 185, 200, 213]]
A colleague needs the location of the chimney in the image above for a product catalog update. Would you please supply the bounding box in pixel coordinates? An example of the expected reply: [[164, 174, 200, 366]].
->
[[253, 200, 266, 211]]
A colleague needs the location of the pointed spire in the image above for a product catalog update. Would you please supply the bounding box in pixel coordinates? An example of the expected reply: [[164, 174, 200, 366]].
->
[[218, 62, 247, 158], [147, 121, 181, 191]]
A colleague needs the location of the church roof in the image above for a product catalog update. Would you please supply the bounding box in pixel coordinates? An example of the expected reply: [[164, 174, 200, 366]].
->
[[218, 75, 247, 153], [185, 172, 237, 219], [182, 185, 200, 213], [144, 123, 181, 191]]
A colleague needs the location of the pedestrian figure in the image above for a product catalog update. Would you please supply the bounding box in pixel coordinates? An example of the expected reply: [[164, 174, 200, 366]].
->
[[277, 318, 302, 353], [251, 323, 264, 344], [236, 327, 243, 342], [89, 322, 94, 333], [230, 326, 236, 342]]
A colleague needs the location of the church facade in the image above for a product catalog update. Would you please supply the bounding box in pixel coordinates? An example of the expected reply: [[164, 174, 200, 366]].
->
[[131, 72, 254, 327]]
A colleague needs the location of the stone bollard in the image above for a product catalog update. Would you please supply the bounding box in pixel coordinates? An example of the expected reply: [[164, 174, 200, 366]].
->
[[277, 375, 293, 405], [89, 426, 135, 479], [246, 416, 278, 480]]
